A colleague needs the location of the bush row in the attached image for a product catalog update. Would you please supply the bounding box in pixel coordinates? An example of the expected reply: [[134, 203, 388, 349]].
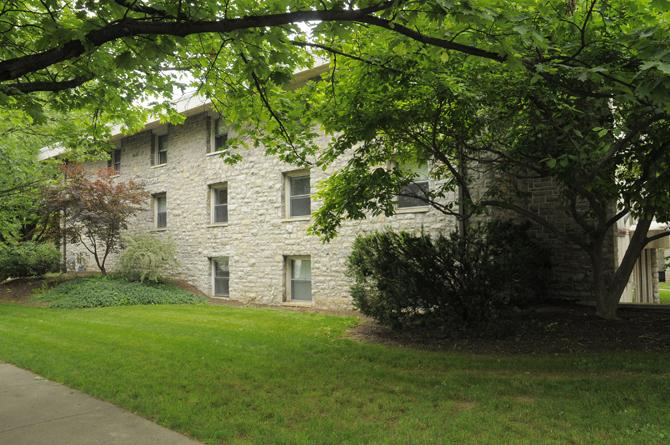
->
[[0, 241, 60, 282], [348, 221, 551, 331]]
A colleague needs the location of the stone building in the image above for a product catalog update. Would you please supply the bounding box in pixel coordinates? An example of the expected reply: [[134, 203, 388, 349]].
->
[[49, 71, 665, 308], [61, 93, 454, 310]]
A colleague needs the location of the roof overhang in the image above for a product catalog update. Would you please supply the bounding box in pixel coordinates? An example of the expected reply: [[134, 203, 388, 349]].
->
[[39, 64, 329, 159]]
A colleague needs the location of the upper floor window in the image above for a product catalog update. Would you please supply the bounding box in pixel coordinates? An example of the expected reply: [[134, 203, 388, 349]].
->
[[285, 171, 311, 218], [157, 134, 168, 165], [210, 183, 228, 224], [108, 148, 121, 174], [397, 163, 430, 208], [154, 193, 167, 228], [213, 118, 228, 152]]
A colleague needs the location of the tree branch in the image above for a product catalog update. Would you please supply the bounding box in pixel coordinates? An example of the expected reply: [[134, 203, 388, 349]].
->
[[644, 230, 670, 247], [480, 199, 585, 249], [1, 75, 92, 94], [0, 7, 505, 83]]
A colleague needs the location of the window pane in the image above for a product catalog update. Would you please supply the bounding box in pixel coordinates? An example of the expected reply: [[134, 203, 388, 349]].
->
[[290, 196, 310, 217], [214, 258, 229, 275], [158, 150, 167, 165], [215, 188, 227, 205], [156, 195, 167, 227], [113, 149, 121, 172], [290, 176, 310, 197], [214, 258, 229, 297], [215, 134, 227, 150], [397, 181, 429, 208], [291, 259, 311, 280], [157, 212, 167, 228], [214, 204, 228, 223], [291, 280, 312, 301], [215, 277, 229, 296]]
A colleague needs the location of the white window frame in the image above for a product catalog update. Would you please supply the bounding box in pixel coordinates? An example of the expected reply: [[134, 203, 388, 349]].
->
[[209, 183, 228, 225], [397, 179, 430, 209], [394, 161, 431, 209], [156, 134, 168, 165], [210, 116, 229, 154], [153, 193, 167, 229], [285, 255, 312, 302], [284, 170, 311, 219], [211, 257, 230, 298]]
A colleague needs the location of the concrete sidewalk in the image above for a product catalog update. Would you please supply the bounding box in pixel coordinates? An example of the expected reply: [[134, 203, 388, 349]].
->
[[0, 363, 202, 445]]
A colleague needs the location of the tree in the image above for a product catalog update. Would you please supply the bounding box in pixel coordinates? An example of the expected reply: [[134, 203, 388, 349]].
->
[[269, 2, 670, 319], [0, 105, 118, 243], [45, 165, 147, 274], [2, 1, 670, 318]]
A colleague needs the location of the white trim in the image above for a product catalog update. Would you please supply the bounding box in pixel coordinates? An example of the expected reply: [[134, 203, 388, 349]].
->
[[281, 217, 311, 223], [209, 182, 228, 225], [153, 192, 167, 229], [395, 206, 431, 214], [285, 255, 312, 302], [283, 169, 311, 219], [211, 256, 230, 298]]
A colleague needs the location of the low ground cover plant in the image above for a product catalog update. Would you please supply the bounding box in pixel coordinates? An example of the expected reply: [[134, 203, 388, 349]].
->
[[35, 276, 205, 308], [0, 241, 60, 282], [348, 221, 550, 331]]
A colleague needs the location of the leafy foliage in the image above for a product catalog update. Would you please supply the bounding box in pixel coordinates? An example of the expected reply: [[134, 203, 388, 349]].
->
[[2, 1, 669, 319], [44, 165, 147, 274], [35, 276, 205, 308], [280, 1, 670, 319], [348, 223, 550, 331], [117, 234, 178, 283], [0, 241, 60, 282]]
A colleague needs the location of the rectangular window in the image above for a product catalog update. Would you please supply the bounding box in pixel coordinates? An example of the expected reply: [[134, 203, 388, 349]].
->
[[212, 257, 230, 298], [287, 174, 311, 217], [213, 118, 228, 152], [108, 148, 121, 173], [397, 181, 430, 208], [157, 134, 168, 165], [287, 256, 312, 301], [397, 162, 430, 208], [210, 184, 228, 224], [154, 193, 167, 228]]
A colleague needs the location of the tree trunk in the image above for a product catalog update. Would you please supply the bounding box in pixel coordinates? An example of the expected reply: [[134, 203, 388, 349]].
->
[[61, 208, 67, 273], [457, 145, 469, 239], [589, 237, 611, 319], [598, 218, 653, 318]]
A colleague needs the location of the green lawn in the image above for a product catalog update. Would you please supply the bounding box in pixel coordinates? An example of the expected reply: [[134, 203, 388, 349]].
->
[[0, 303, 669, 444], [659, 282, 670, 304]]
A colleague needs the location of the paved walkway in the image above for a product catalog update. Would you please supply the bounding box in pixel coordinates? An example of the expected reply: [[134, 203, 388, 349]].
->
[[0, 363, 201, 445]]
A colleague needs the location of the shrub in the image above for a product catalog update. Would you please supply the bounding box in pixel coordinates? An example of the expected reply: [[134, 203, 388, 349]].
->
[[116, 234, 178, 283], [485, 220, 551, 306], [35, 276, 206, 308], [347, 222, 550, 332], [0, 241, 60, 282]]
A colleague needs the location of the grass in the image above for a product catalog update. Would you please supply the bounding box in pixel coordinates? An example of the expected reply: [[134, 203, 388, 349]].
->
[[34, 276, 206, 308], [658, 282, 670, 304], [0, 303, 669, 444]]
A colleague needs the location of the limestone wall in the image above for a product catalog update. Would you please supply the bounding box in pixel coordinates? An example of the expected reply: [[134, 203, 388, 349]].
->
[[68, 112, 456, 309]]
